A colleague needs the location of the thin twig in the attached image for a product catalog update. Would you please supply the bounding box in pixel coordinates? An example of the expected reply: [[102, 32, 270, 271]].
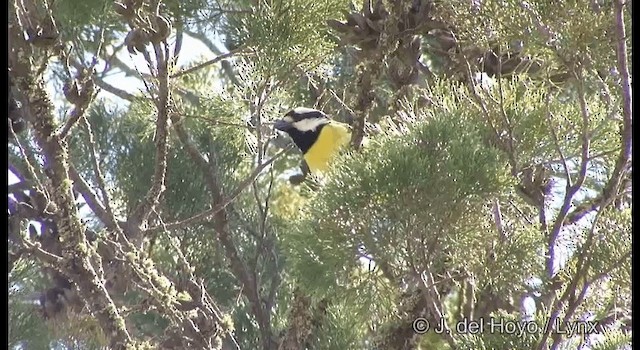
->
[[459, 48, 516, 173], [420, 270, 457, 348], [173, 11, 184, 59], [171, 48, 244, 79], [614, 0, 632, 133], [9, 123, 46, 193], [591, 250, 631, 281], [180, 112, 253, 129], [492, 198, 506, 240], [545, 93, 572, 185], [129, 40, 172, 230], [81, 116, 123, 234], [94, 78, 136, 101], [110, 54, 154, 80], [545, 67, 592, 278], [495, 51, 516, 159], [550, 280, 591, 349], [167, 106, 276, 345], [58, 53, 98, 140], [22, 240, 64, 265], [69, 57, 136, 101], [58, 93, 94, 140], [90, 27, 107, 70], [261, 167, 275, 237], [143, 147, 291, 234], [539, 205, 604, 350], [564, 2, 632, 226], [68, 164, 112, 227]]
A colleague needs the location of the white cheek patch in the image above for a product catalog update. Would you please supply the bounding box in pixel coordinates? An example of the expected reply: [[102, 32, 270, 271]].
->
[[292, 107, 321, 115], [283, 116, 294, 123], [293, 117, 328, 132]]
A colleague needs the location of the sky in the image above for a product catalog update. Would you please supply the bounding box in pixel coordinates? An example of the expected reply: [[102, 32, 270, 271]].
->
[[8, 34, 222, 235], [101, 33, 220, 97], [9, 33, 217, 184]]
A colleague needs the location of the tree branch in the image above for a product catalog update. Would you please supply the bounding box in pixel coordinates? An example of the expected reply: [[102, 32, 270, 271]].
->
[[68, 164, 113, 227], [545, 67, 592, 278], [278, 285, 329, 349], [128, 42, 172, 233], [184, 29, 225, 54], [539, 204, 604, 350], [545, 94, 572, 186], [94, 77, 136, 101], [143, 146, 290, 235], [80, 116, 123, 234], [167, 112, 282, 349], [58, 89, 94, 140], [563, 1, 632, 224], [9, 8, 132, 347], [171, 48, 244, 79]]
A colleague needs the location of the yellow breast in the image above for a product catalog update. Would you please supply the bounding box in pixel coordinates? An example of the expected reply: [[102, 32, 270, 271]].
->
[[303, 122, 351, 173]]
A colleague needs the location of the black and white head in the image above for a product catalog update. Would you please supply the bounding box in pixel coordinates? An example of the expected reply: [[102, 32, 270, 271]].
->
[[273, 107, 332, 153], [273, 107, 330, 133]]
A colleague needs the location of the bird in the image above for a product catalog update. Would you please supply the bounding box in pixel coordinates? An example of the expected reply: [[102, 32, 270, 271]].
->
[[274, 107, 351, 174]]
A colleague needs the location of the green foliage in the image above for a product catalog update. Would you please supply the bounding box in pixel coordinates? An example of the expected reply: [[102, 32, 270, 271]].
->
[[589, 330, 632, 350], [226, 0, 349, 79], [472, 221, 545, 297], [533, 1, 618, 65], [310, 300, 375, 350], [54, 0, 119, 33], [282, 103, 514, 343], [110, 88, 247, 217], [9, 260, 52, 349], [128, 310, 170, 339], [587, 208, 632, 286], [53, 0, 125, 56], [435, 0, 618, 68], [109, 99, 159, 213], [47, 313, 108, 349], [68, 101, 126, 187], [163, 0, 212, 29], [9, 259, 106, 349]]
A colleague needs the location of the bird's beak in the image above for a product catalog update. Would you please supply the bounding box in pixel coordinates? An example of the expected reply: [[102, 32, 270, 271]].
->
[[273, 119, 291, 131]]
